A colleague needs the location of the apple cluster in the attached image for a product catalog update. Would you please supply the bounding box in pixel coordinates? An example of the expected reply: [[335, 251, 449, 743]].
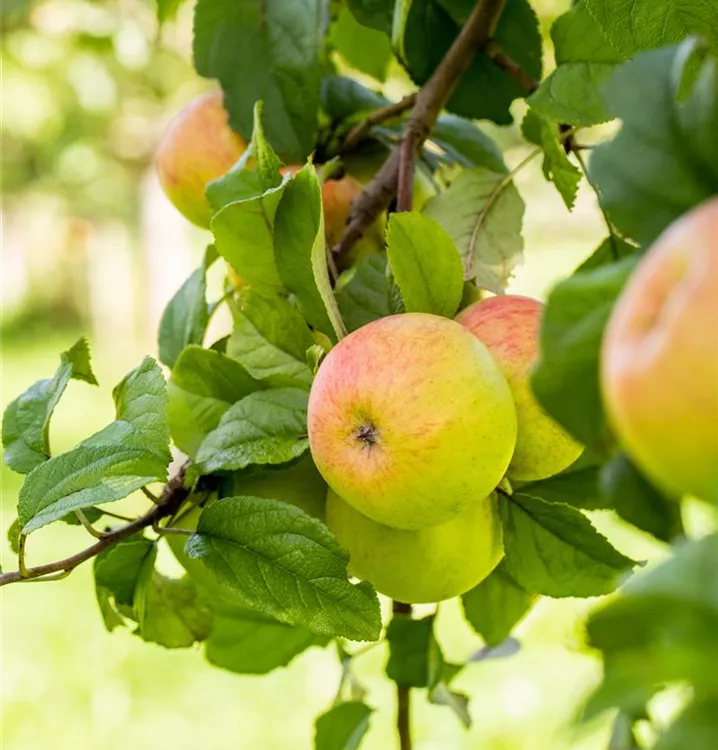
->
[[155, 91, 587, 606], [310, 302, 583, 604]]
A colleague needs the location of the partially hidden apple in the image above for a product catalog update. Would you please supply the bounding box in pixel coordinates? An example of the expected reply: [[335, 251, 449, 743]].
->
[[327, 489, 503, 604], [601, 198, 718, 504], [457, 295, 583, 481], [307, 313, 517, 529], [167, 457, 327, 601], [156, 91, 246, 228]]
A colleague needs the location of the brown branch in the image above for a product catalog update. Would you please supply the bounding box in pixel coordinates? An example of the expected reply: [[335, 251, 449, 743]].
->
[[343, 94, 417, 153], [393, 600, 413, 750], [485, 41, 538, 93], [396, 137, 416, 213], [332, 0, 510, 263], [0, 464, 190, 587]]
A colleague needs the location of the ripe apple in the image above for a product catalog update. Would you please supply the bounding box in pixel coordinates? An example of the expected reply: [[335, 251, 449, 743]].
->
[[167, 457, 327, 601], [307, 313, 517, 529], [156, 91, 246, 228], [457, 295, 583, 481], [327, 489, 503, 604], [601, 198, 718, 504]]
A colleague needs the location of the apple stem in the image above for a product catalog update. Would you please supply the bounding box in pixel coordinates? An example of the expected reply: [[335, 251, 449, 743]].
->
[[393, 600, 414, 750]]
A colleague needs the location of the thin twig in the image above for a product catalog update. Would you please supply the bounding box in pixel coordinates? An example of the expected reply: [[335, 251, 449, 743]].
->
[[574, 148, 620, 258], [332, 0, 510, 264], [141, 486, 159, 503], [74, 509, 108, 539], [343, 94, 417, 153], [485, 41, 538, 93], [0, 465, 189, 587], [393, 600, 413, 750], [152, 522, 193, 537]]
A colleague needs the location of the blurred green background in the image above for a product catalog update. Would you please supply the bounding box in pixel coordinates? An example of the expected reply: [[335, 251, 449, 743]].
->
[[1, 1, 704, 748]]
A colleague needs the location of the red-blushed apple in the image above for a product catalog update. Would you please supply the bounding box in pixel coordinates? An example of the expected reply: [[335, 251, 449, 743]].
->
[[601, 198, 718, 504], [457, 295, 583, 481], [307, 313, 517, 529], [167, 457, 327, 601], [156, 91, 246, 228], [326, 489, 503, 604]]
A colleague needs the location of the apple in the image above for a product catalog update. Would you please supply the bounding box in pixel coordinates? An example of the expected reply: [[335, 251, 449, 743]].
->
[[167, 457, 327, 601], [457, 295, 583, 481], [601, 198, 718, 504], [156, 91, 246, 228], [307, 313, 517, 529], [327, 489, 503, 604]]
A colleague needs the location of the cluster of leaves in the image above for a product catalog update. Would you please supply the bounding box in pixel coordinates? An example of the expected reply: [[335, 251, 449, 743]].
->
[[4, 1, 718, 747]]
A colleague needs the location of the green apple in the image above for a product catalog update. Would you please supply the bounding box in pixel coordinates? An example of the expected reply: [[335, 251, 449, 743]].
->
[[602, 198, 718, 504], [307, 313, 517, 529], [155, 90, 246, 228], [457, 295, 583, 481], [167, 457, 328, 600], [326, 489, 503, 603]]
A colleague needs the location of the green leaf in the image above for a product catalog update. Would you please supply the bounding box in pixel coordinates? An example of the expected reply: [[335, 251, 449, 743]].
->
[[320, 76, 389, 121], [315, 701, 373, 750], [347, 0, 393, 32], [158, 246, 216, 369], [135, 568, 214, 649], [531, 257, 637, 450], [584, 0, 718, 58], [330, 8, 393, 81], [386, 615, 436, 688], [193, 0, 322, 162], [462, 560, 536, 647], [589, 43, 718, 247], [274, 164, 343, 339], [517, 460, 605, 511], [522, 109, 582, 210], [186, 496, 381, 641], [211, 181, 289, 295], [576, 236, 638, 272], [7, 518, 20, 554], [529, 2, 625, 126], [654, 699, 718, 750], [385, 266, 406, 315], [429, 683, 471, 729], [18, 358, 171, 534], [3, 338, 98, 474], [155, 0, 183, 25], [385, 212, 464, 318], [167, 345, 264, 458], [424, 166, 525, 293], [196, 388, 310, 473], [228, 290, 315, 389], [601, 453, 683, 543], [586, 534, 718, 716], [94, 536, 156, 631], [207, 101, 284, 212], [501, 492, 636, 598], [336, 253, 390, 332], [394, 0, 542, 124], [205, 602, 328, 674], [431, 115, 506, 172]]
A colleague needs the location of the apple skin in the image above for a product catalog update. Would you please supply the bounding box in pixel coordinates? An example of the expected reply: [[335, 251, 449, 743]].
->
[[326, 489, 503, 604], [167, 457, 327, 600], [307, 313, 517, 530], [156, 91, 246, 228], [457, 295, 583, 482], [601, 198, 718, 504]]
